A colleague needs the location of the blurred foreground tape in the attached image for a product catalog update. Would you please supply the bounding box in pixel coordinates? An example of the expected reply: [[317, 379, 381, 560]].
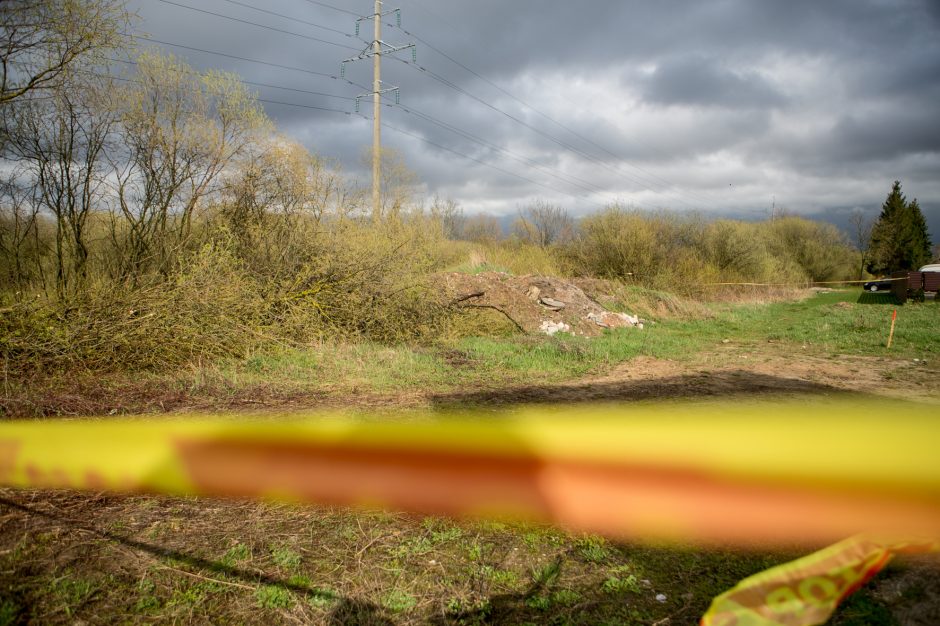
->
[[1, 399, 939, 545], [702, 535, 940, 626]]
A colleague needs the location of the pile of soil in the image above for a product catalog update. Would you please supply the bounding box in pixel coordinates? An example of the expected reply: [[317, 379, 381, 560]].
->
[[440, 272, 642, 336]]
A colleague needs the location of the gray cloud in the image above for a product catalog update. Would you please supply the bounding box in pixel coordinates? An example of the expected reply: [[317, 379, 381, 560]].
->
[[640, 56, 787, 109], [122, 0, 940, 239]]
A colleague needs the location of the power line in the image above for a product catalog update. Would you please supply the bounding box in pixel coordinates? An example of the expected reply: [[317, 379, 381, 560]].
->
[[217, 0, 353, 38], [386, 20, 720, 210], [133, 34, 342, 81], [154, 0, 360, 51], [127, 24, 648, 210], [389, 56, 682, 209], [131, 8, 675, 209], [109, 56, 357, 101], [109, 48, 614, 203], [123, 41, 621, 208], [297, 0, 361, 17], [135, 1, 720, 212], [85, 68, 353, 116], [258, 98, 350, 115], [367, 113, 598, 203], [394, 103, 619, 201]]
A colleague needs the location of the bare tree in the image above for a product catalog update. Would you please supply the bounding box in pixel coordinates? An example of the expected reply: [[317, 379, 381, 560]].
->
[[3, 71, 117, 297], [428, 195, 464, 239], [0, 0, 130, 105], [849, 208, 873, 278], [513, 200, 573, 247], [110, 51, 270, 280], [360, 146, 418, 223], [221, 135, 345, 281], [0, 173, 45, 291], [461, 213, 502, 244]]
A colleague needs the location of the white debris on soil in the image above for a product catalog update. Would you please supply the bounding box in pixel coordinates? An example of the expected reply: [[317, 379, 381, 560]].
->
[[586, 311, 643, 329], [539, 320, 571, 336], [655, 593, 667, 603]]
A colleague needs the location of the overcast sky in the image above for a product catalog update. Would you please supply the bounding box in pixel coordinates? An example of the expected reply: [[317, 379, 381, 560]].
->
[[126, 0, 940, 238]]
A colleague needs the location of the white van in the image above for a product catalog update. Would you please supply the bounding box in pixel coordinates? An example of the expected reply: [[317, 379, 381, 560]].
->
[[919, 264, 940, 272]]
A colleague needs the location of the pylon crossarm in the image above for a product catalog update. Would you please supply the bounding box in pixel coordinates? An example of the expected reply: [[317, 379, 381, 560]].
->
[[346, 41, 414, 61], [342, 45, 375, 64]]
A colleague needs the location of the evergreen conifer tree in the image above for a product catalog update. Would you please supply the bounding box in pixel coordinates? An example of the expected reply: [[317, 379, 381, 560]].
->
[[867, 181, 932, 273]]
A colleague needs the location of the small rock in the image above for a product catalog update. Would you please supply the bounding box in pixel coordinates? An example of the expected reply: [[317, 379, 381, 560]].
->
[[721, 339, 730, 344], [914, 358, 920, 362], [539, 320, 571, 336], [656, 593, 667, 603], [539, 296, 566, 310]]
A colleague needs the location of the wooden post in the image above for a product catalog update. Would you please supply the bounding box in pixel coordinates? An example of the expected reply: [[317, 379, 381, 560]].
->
[[372, 0, 382, 224], [887, 309, 897, 349]]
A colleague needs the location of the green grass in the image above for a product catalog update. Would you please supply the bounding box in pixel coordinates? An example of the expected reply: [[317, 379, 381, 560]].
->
[[255, 584, 293, 610], [270, 545, 301, 570], [449, 261, 512, 275], [601, 566, 641, 594], [382, 589, 417, 612], [231, 342, 452, 392], [0, 599, 19, 626], [221, 542, 251, 566], [576, 535, 611, 563], [753, 291, 938, 356], [52, 574, 97, 617]]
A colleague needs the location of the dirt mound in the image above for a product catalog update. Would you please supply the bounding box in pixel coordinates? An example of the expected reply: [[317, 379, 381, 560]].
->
[[440, 272, 642, 336]]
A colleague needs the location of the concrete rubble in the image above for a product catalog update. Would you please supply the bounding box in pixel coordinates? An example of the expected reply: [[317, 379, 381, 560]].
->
[[440, 271, 645, 337]]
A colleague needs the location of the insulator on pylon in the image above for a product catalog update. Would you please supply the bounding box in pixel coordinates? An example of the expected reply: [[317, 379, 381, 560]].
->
[[355, 22, 360, 36], [396, 10, 401, 27], [411, 47, 416, 62], [340, 63, 346, 78], [395, 90, 400, 104]]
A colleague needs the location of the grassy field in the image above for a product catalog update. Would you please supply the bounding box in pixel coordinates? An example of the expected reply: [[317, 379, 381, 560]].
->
[[8, 288, 934, 417], [1, 288, 938, 624], [211, 288, 940, 390]]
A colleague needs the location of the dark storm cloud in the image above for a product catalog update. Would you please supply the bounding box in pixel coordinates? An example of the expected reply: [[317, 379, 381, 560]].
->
[[640, 56, 786, 109], [825, 108, 940, 163], [124, 0, 940, 236]]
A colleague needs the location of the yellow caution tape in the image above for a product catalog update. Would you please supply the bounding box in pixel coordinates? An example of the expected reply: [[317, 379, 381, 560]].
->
[[702, 279, 904, 286], [2, 398, 939, 625], [1, 398, 939, 546], [702, 535, 940, 626]]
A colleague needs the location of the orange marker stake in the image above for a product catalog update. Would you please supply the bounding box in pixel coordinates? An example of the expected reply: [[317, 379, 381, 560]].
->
[[887, 309, 897, 349]]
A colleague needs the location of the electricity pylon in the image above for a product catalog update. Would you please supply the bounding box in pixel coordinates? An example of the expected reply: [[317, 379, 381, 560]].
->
[[342, 1, 415, 223]]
